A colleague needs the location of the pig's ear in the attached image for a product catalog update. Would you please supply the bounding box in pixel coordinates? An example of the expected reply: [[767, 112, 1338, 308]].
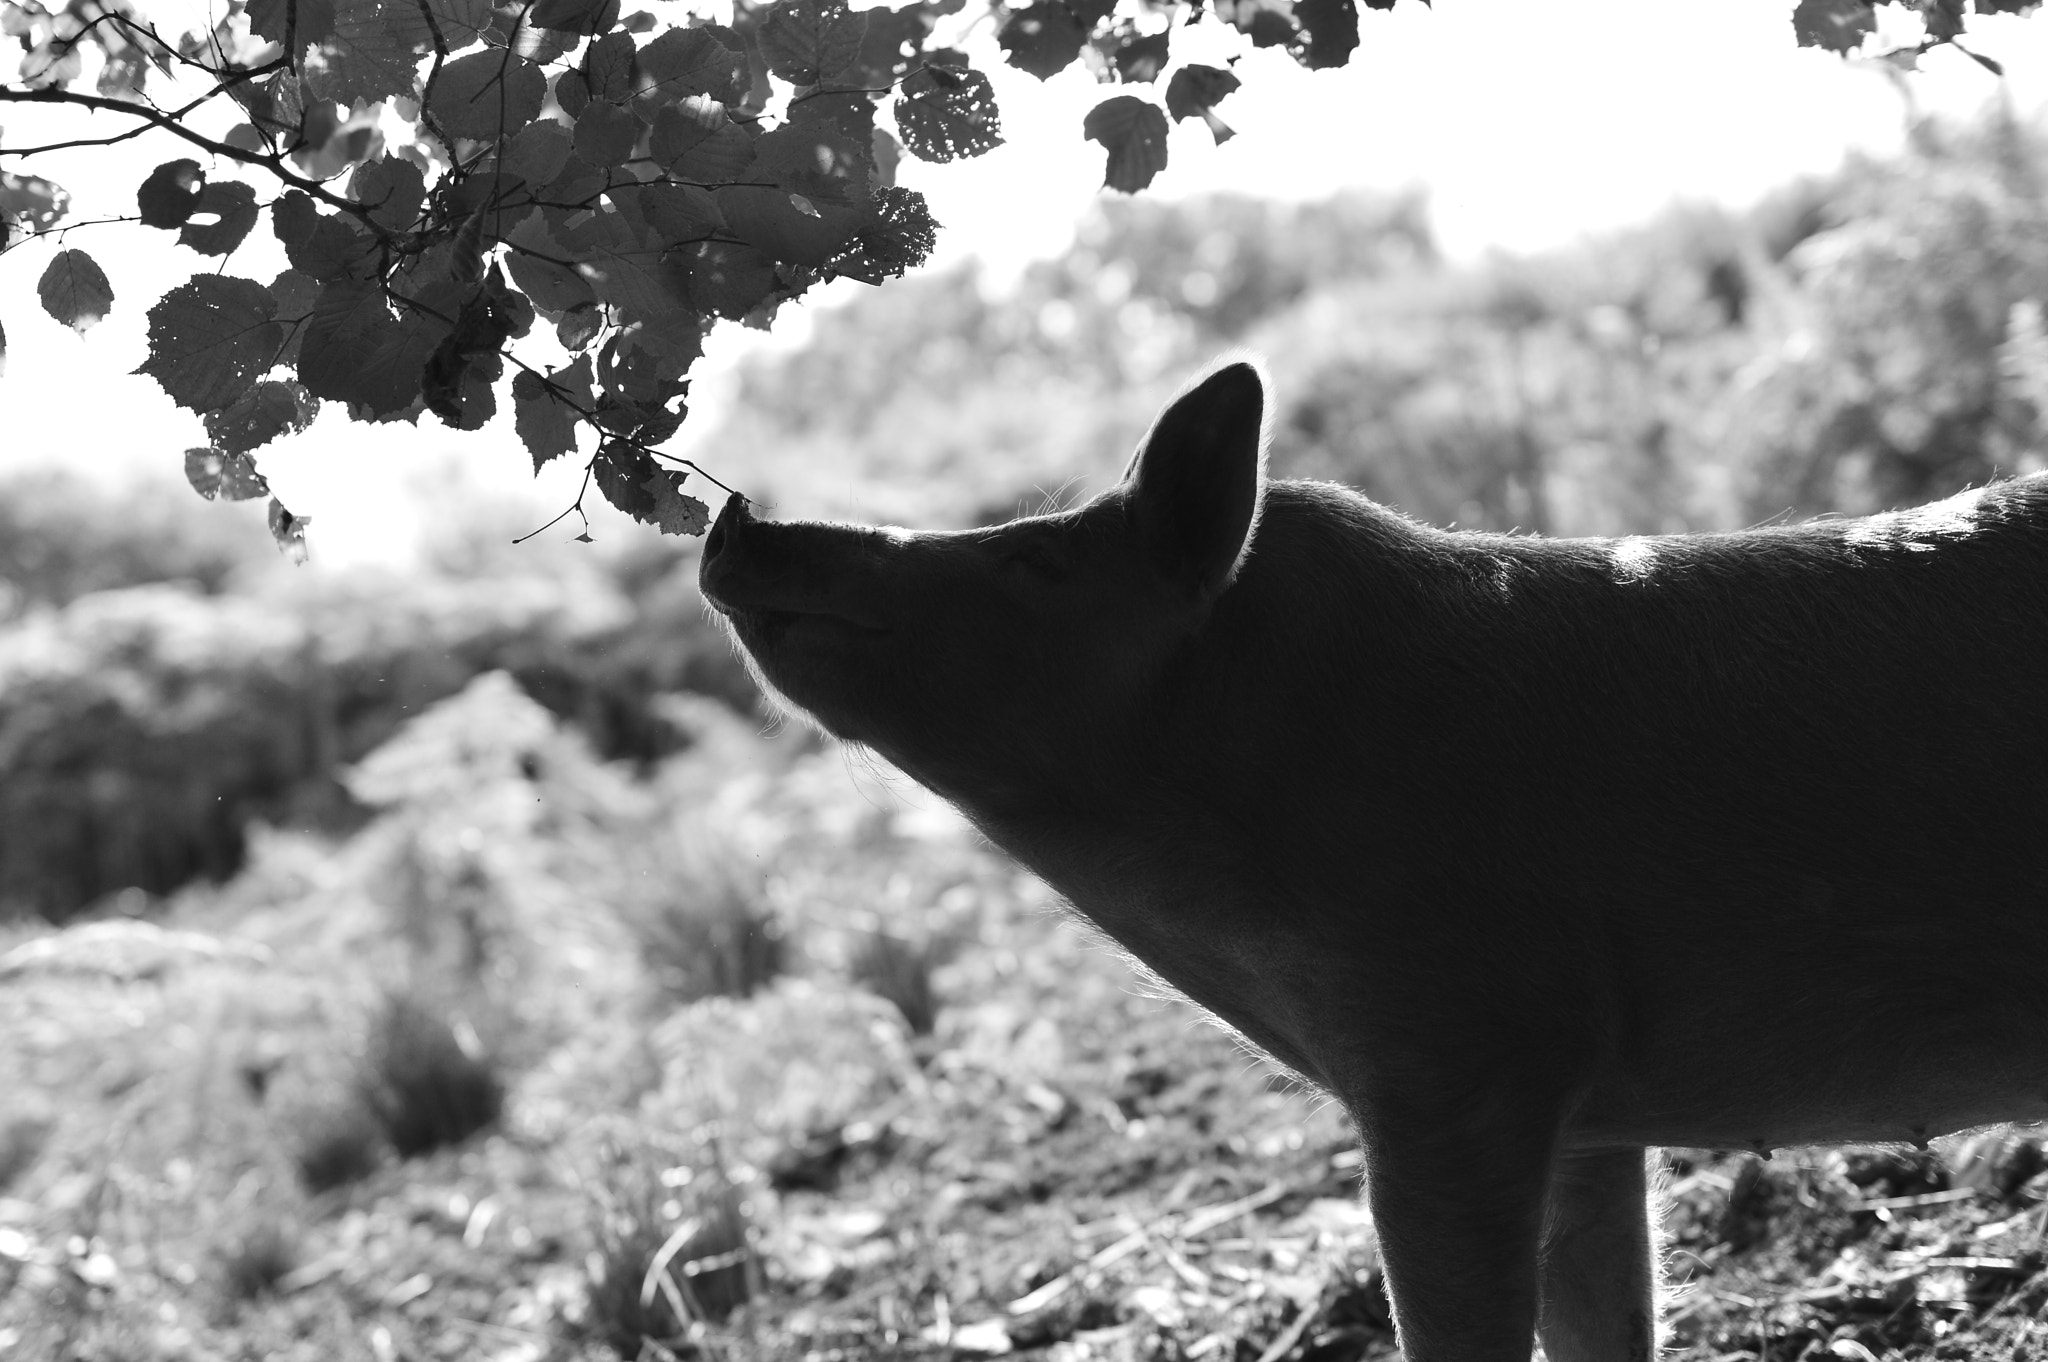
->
[[1124, 359, 1269, 598]]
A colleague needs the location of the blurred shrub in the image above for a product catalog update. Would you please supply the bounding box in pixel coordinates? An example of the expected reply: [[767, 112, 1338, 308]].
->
[[585, 1139, 755, 1352], [290, 1102, 384, 1193], [215, 1214, 300, 1302], [0, 469, 273, 614], [0, 1113, 52, 1190], [355, 986, 504, 1158], [849, 930, 943, 1037], [625, 844, 786, 1007]]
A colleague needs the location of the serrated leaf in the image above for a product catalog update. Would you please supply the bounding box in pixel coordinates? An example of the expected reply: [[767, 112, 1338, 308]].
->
[[1216, 0, 1299, 48], [529, 0, 620, 34], [430, 51, 547, 141], [642, 470, 710, 535], [137, 275, 280, 411], [1112, 30, 1169, 82], [585, 30, 638, 102], [1293, 0, 1357, 68], [574, 101, 640, 167], [893, 64, 1003, 162], [557, 305, 602, 351], [632, 182, 725, 241], [203, 379, 320, 454], [304, 0, 437, 104], [430, 0, 494, 51], [184, 446, 273, 500], [268, 497, 312, 564], [821, 183, 935, 285], [718, 185, 863, 266], [178, 181, 260, 255], [38, 249, 113, 333], [998, 3, 1086, 80], [1083, 95, 1168, 193], [842, 3, 936, 88], [138, 159, 205, 229], [558, 209, 689, 321], [634, 25, 752, 108], [1791, 0, 1874, 53], [513, 355, 593, 469], [757, 0, 867, 84], [351, 157, 428, 231]]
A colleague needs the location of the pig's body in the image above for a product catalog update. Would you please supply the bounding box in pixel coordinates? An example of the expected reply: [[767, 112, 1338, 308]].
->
[[700, 361, 2048, 1362]]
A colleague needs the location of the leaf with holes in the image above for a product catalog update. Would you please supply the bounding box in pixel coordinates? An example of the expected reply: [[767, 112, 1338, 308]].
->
[[757, 0, 867, 84], [184, 447, 273, 500], [0, 171, 70, 230], [203, 379, 321, 454], [179, 181, 260, 255], [38, 249, 113, 334], [431, 51, 547, 141], [137, 275, 280, 411], [594, 439, 661, 519], [138, 159, 205, 229], [304, 0, 438, 104], [893, 64, 1003, 162], [272, 192, 377, 281], [296, 277, 439, 417], [1083, 95, 1168, 193], [998, 3, 1086, 80], [642, 469, 710, 535]]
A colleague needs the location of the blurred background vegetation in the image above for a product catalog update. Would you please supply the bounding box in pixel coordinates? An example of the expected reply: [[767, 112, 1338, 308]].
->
[[6, 108, 2048, 1362]]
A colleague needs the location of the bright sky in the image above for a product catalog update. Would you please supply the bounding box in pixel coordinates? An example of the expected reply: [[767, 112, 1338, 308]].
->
[[1, 1, 2042, 565]]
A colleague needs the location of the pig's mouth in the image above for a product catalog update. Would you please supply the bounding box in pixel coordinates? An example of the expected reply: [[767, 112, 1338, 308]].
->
[[708, 597, 891, 643], [700, 494, 893, 640]]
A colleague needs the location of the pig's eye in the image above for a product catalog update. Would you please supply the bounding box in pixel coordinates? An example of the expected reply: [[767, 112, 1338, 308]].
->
[[1003, 545, 1069, 584]]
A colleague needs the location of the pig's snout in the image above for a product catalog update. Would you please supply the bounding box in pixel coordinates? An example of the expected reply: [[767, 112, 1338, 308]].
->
[[698, 496, 890, 632]]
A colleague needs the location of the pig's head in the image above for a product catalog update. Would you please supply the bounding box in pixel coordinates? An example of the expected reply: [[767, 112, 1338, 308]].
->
[[698, 360, 1269, 817]]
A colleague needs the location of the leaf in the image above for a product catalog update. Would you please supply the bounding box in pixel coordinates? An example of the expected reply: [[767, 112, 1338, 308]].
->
[[822, 184, 936, 285], [1083, 95, 1169, 194], [0, 171, 70, 229], [998, 3, 1087, 80], [304, 0, 438, 104], [1293, 0, 1358, 68], [1791, 0, 1874, 54], [677, 241, 778, 319], [513, 355, 593, 469], [593, 439, 661, 519], [718, 186, 864, 266], [268, 269, 323, 367], [431, 51, 547, 141], [634, 24, 753, 108], [296, 277, 438, 416], [202, 379, 321, 454], [272, 191, 378, 281], [1165, 63, 1240, 144], [178, 181, 260, 255], [249, 0, 338, 49], [658, 103, 757, 181], [642, 470, 710, 535], [184, 446, 273, 500], [584, 30, 638, 102], [505, 212, 600, 312], [351, 157, 428, 231], [1215, 0, 1299, 49], [529, 0, 620, 34], [268, 497, 312, 565], [622, 182, 726, 241], [502, 120, 575, 186], [894, 64, 1003, 162], [558, 209, 690, 321], [138, 159, 205, 229], [757, 0, 867, 84], [756, 112, 872, 206], [1113, 30, 1170, 82], [574, 101, 641, 167], [137, 275, 281, 411], [842, 2, 937, 87], [38, 249, 114, 333], [0, 316, 7, 379]]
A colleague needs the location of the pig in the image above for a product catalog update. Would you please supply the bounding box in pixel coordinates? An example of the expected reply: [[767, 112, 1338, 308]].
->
[[697, 358, 2048, 1362]]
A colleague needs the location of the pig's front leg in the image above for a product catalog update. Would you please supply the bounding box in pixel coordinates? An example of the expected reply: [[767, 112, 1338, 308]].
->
[[1537, 1148, 1660, 1362], [1351, 1071, 1571, 1362]]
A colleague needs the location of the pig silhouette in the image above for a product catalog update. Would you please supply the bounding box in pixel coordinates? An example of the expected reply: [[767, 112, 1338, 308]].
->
[[699, 358, 2048, 1362]]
